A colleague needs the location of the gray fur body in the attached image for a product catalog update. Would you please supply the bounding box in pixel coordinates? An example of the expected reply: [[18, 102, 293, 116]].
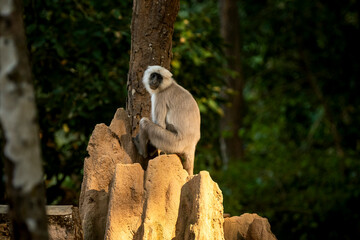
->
[[134, 66, 201, 175]]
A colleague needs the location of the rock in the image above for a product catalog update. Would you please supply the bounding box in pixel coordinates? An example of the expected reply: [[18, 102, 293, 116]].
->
[[224, 214, 253, 240], [109, 108, 140, 163], [47, 206, 83, 240], [78, 108, 277, 240], [104, 163, 145, 240], [0, 205, 83, 240], [79, 109, 134, 240], [0, 223, 10, 240], [136, 154, 188, 240], [247, 217, 277, 240], [175, 171, 225, 240], [223, 213, 277, 240], [0, 205, 10, 240]]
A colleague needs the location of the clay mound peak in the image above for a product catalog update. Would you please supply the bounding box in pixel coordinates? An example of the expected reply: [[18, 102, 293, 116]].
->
[[79, 108, 277, 240]]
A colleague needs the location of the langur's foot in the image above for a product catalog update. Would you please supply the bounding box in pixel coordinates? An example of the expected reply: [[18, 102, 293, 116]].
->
[[132, 134, 148, 158]]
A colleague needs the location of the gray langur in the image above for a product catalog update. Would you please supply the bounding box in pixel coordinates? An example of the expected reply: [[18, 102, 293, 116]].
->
[[133, 65, 201, 175]]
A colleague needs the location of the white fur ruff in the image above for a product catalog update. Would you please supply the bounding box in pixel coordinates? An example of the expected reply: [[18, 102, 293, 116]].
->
[[142, 65, 173, 95]]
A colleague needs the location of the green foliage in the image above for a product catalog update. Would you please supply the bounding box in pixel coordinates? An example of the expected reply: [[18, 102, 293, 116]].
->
[[217, 151, 360, 239], [172, 0, 226, 171], [18, 0, 227, 205], [211, 0, 360, 239], [22, 0, 132, 204]]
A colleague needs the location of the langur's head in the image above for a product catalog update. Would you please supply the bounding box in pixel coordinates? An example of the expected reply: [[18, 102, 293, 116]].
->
[[143, 65, 173, 94]]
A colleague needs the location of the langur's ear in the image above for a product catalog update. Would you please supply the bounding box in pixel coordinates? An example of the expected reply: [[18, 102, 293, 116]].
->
[[159, 67, 172, 80]]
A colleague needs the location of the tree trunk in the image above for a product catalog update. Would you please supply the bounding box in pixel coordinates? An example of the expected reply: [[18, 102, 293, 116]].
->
[[0, 0, 49, 239], [219, 0, 245, 165], [127, 0, 180, 135]]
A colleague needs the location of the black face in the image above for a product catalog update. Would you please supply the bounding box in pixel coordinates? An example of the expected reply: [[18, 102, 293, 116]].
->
[[149, 72, 163, 90]]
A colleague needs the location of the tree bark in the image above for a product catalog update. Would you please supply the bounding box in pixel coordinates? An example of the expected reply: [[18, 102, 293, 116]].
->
[[127, 0, 180, 135], [0, 0, 49, 239], [219, 0, 245, 164]]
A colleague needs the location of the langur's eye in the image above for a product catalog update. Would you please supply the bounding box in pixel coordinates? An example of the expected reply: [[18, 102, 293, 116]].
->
[[150, 72, 163, 82]]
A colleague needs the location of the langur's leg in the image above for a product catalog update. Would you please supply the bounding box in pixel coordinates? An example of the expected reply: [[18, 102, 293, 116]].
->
[[140, 118, 196, 175], [155, 123, 176, 156], [132, 121, 149, 158], [182, 150, 195, 175], [140, 118, 185, 154]]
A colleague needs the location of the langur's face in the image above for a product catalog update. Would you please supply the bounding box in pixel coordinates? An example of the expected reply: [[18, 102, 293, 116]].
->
[[143, 65, 173, 94], [149, 72, 163, 90]]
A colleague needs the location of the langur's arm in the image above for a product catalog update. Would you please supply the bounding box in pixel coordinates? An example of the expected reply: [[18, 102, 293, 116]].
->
[[152, 96, 167, 129]]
